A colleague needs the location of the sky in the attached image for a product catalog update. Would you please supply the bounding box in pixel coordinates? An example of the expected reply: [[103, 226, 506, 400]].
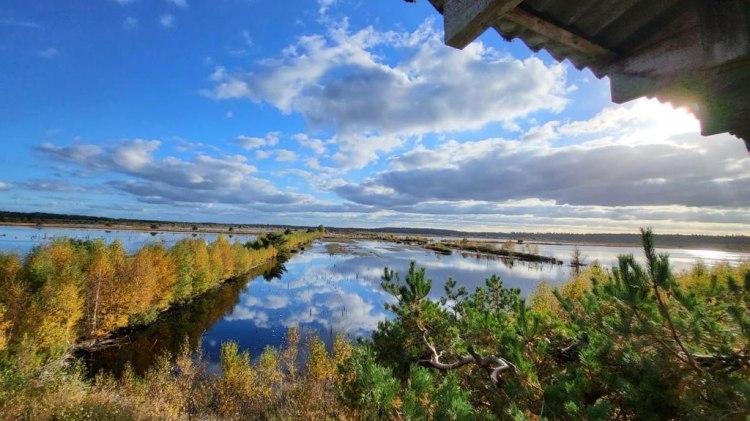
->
[[1, 0, 748, 234]]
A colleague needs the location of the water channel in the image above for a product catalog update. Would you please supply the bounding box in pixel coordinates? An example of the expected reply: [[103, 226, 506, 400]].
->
[[0, 226, 746, 375]]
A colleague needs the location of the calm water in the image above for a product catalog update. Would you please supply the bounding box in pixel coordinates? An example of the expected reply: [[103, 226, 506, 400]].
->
[[0, 225, 257, 254], [0, 226, 746, 375], [533, 243, 748, 272], [79, 240, 571, 374]]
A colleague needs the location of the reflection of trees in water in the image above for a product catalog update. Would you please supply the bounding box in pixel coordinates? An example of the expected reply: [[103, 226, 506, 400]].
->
[[499, 256, 515, 268], [458, 251, 555, 272], [460, 251, 517, 268], [80, 260, 279, 377], [263, 263, 287, 282]]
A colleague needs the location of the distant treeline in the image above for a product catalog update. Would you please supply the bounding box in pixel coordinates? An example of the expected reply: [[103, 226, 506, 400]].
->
[[0, 211, 159, 225], [0, 210, 299, 231], [1, 210, 747, 251]]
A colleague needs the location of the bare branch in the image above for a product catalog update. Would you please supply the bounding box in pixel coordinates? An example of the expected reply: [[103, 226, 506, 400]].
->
[[417, 332, 514, 384]]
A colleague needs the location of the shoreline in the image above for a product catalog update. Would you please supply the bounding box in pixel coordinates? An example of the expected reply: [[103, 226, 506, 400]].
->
[[2, 222, 749, 253], [73, 258, 279, 354], [325, 231, 750, 253], [72, 239, 318, 354]]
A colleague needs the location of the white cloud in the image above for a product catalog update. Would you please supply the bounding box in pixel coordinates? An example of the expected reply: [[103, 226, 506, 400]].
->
[[255, 150, 273, 160], [208, 21, 567, 135], [333, 134, 403, 170], [110, 139, 160, 172], [274, 149, 298, 162], [236, 132, 279, 149], [206, 19, 568, 169], [318, 0, 336, 15], [275, 168, 314, 180], [306, 157, 322, 170], [113, 0, 138, 5], [167, 0, 188, 7], [37, 139, 311, 206], [0, 182, 10, 191], [39, 48, 59, 59], [209, 66, 226, 82], [558, 99, 700, 141], [171, 137, 221, 153], [159, 14, 175, 28], [335, 99, 750, 229], [292, 133, 327, 155]]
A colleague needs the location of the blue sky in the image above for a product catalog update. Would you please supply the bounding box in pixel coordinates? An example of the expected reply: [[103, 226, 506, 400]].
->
[[1, 0, 748, 234]]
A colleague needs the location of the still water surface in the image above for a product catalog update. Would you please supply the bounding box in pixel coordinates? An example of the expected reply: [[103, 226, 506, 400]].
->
[[0, 226, 746, 374], [0, 225, 257, 254]]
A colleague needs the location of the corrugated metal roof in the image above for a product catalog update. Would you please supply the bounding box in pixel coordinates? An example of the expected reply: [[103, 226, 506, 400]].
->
[[422, 0, 750, 149]]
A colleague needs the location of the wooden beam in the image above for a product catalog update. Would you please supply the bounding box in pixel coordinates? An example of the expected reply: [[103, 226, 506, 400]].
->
[[444, 0, 523, 49], [735, 131, 750, 152], [504, 8, 616, 60]]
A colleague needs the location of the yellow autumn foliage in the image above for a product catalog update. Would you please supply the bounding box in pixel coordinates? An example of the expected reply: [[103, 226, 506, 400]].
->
[[0, 231, 322, 360]]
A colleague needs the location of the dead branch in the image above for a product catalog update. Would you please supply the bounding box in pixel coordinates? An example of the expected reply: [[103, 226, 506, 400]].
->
[[417, 332, 514, 385]]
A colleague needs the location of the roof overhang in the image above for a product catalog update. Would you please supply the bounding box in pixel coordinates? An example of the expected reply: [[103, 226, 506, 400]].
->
[[417, 0, 750, 151]]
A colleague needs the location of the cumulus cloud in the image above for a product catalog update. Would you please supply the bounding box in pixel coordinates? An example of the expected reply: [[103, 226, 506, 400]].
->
[[207, 22, 567, 133], [292, 133, 327, 155], [335, 100, 750, 227], [255, 150, 273, 160], [274, 149, 297, 162], [306, 157, 323, 170], [0, 182, 10, 191], [334, 133, 403, 170], [206, 19, 568, 169], [236, 132, 279, 149], [318, 0, 336, 15], [249, 147, 299, 163], [37, 139, 308, 206]]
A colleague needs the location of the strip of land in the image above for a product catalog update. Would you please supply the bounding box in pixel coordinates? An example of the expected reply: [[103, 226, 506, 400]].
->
[[2, 210, 749, 251]]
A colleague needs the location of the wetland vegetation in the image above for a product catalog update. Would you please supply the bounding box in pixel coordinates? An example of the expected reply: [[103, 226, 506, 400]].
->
[[0, 228, 747, 419]]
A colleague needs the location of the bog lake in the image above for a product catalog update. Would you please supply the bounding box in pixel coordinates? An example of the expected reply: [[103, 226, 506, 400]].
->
[[1, 225, 747, 374]]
